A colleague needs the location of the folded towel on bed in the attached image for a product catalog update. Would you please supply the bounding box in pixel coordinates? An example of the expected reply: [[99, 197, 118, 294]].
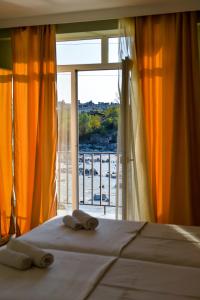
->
[[0, 248, 32, 270], [63, 215, 83, 230], [7, 239, 54, 268], [72, 209, 99, 230]]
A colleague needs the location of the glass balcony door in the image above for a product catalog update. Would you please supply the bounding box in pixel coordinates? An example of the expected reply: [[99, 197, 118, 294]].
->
[[77, 69, 119, 218], [56, 33, 121, 218], [56, 68, 120, 219]]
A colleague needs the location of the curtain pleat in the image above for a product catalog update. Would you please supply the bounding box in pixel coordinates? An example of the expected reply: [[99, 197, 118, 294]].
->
[[170, 13, 200, 225], [135, 12, 200, 225], [12, 25, 57, 235], [0, 68, 13, 237], [135, 14, 176, 223]]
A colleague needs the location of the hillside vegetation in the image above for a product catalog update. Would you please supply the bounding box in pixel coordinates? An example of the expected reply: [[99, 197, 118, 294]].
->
[[58, 102, 119, 151], [79, 106, 119, 142]]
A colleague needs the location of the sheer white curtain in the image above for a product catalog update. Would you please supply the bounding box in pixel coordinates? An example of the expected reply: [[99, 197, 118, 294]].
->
[[57, 96, 74, 215], [56, 71, 79, 215], [116, 18, 155, 222]]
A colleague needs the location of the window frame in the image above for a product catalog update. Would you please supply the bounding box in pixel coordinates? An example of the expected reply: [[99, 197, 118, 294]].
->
[[56, 31, 121, 210]]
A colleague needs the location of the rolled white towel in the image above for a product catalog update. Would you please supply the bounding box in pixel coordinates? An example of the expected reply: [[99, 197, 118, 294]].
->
[[72, 209, 99, 230], [0, 248, 32, 270], [7, 239, 54, 268], [63, 215, 83, 230]]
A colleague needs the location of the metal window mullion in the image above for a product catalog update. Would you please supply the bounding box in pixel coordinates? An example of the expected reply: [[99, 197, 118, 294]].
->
[[100, 153, 102, 206], [58, 150, 61, 206], [66, 152, 69, 204], [57, 63, 120, 73], [91, 154, 94, 205], [101, 37, 108, 64], [121, 58, 129, 220], [56, 31, 120, 42], [71, 70, 79, 210], [109, 154, 111, 206], [83, 154, 85, 205]]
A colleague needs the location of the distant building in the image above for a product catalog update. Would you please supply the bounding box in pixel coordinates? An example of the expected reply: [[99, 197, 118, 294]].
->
[[78, 100, 118, 113]]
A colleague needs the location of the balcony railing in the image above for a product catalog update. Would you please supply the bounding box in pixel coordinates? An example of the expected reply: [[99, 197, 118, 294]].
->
[[56, 151, 117, 214]]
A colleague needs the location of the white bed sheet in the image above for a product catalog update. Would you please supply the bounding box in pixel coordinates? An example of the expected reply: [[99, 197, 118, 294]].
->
[[88, 285, 197, 300], [20, 217, 145, 256], [99, 258, 200, 298], [140, 223, 200, 242], [5, 219, 200, 300], [121, 235, 200, 267], [0, 249, 115, 300]]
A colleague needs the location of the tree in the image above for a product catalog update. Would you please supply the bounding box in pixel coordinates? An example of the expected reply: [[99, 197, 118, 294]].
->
[[89, 115, 101, 131], [79, 112, 91, 136]]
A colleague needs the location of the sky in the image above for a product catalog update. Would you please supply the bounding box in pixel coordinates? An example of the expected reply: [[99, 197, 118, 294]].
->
[[56, 38, 120, 104]]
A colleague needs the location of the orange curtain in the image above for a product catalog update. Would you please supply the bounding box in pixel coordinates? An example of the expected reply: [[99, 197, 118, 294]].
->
[[12, 25, 57, 235], [135, 12, 200, 225], [0, 68, 13, 237]]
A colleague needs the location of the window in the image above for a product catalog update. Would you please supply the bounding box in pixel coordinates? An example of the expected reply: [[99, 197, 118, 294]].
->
[[57, 39, 101, 65], [108, 37, 120, 63], [56, 31, 121, 219]]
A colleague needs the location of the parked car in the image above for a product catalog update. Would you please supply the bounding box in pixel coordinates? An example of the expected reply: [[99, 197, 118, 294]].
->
[[79, 167, 98, 176], [93, 194, 109, 202], [111, 172, 117, 178]]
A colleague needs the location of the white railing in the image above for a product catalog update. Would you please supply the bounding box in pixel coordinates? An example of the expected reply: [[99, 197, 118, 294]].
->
[[56, 151, 117, 214]]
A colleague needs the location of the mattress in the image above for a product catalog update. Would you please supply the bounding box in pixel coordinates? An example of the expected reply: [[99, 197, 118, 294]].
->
[[140, 222, 200, 242], [121, 236, 200, 267], [0, 248, 115, 300], [91, 258, 200, 299], [1, 218, 200, 300], [88, 285, 194, 300], [19, 217, 145, 256], [121, 223, 200, 267]]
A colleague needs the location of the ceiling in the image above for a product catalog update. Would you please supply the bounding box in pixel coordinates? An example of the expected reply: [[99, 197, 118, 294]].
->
[[0, 0, 199, 28], [0, 0, 161, 18]]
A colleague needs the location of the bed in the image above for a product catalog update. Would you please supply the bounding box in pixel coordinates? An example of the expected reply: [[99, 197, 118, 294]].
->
[[1, 217, 200, 299]]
